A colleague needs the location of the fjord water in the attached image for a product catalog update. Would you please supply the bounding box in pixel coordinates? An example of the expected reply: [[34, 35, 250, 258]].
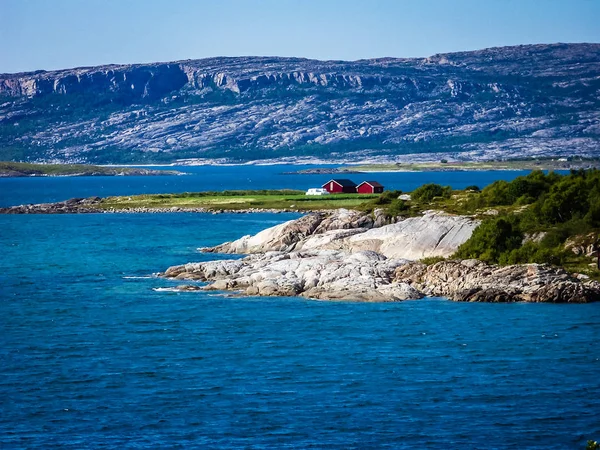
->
[[0, 164, 540, 207], [1, 168, 599, 448]]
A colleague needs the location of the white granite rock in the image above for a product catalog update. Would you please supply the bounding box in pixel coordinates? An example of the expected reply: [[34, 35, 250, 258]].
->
[[164, 249, 421, 302], [344, 211, 480, 259], [204, 209, 479, 261]]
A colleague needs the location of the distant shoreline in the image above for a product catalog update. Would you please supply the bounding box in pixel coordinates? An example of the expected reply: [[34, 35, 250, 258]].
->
[[0, 161, 183, 177], [285, 159, 599, 174], [4, 157, 598, 176], [100, 157, 600, 172]]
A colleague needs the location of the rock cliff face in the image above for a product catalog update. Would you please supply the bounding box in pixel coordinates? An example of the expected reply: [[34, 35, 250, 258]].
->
[[163, 209, 600, 302], [394, 259, 600, 303], [203, 209, 477, 260], [1, 44, 599, 163], [203, 209, 376, 254], [337, 211, 479, 259]]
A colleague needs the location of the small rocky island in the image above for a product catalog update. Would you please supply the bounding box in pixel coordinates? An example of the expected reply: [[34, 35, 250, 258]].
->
[[162, 209, 600, 303], [0, 161, 182, 177]]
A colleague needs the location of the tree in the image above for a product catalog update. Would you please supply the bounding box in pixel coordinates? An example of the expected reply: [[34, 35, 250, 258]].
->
[[454, 217, 522, 263]]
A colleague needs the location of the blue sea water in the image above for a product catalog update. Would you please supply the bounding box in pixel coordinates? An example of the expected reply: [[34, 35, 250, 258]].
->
[[1, 168, 599, 448], [0, 164, 546, 207]]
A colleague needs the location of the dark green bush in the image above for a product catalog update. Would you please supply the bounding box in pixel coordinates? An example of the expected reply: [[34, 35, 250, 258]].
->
[[373, 190, 403, 205], [387, 199, 410, 216], [420, 256, 446, 265], [454, 217, 523, 263], [453, 169, 600, 267], [479, 170, 561, 207], [412, 183, 452, 202], [498, 242, 567, 266]]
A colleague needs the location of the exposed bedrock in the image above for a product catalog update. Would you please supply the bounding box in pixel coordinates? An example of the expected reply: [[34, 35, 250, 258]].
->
[[165, 209, 476, 301], [2, 44, 599, 164], [394, 259, 600, 303], [201, 209, 366, 254], [164, 209, 599, 302], [202, 208, 477, 259], [164, 250, 421, 302]]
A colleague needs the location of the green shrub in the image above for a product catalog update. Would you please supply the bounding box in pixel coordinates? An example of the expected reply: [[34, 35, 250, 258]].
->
[[387, 199, 410, 217], [454, 217, 523, 263], [498, 242, 567, 266], [446, 169, 600, 268], [412, 183, 452, 202], [373, 190, 403, 205], [420, 256, 446, 265]]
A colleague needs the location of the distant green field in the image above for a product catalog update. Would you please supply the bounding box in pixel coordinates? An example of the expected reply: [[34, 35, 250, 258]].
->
[[98, 190, 379, 211]]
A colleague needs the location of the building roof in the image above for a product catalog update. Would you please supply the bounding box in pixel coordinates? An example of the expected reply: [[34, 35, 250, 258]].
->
[[324, 179, 357, 187], [358, 181, 384, 188]]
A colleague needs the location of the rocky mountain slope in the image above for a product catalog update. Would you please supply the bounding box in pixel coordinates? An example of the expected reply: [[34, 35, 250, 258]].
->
[[1, 43, 599, 163]]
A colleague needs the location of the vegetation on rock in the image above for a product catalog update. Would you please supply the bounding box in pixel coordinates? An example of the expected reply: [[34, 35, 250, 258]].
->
[[411, 183, 453, 203], [0, 161, 179, 177], [453, 170, 600, 276], [357, 169, 600, 277]]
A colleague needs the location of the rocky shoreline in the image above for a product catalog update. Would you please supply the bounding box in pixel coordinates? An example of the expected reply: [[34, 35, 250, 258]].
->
[[0, 197, 302, 215], [161, 209, 600, 303], [0, 164, 182, 178], [6, 198, 598, 302]]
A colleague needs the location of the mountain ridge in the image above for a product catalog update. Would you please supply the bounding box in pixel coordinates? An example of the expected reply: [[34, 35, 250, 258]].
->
[[1, 43, 598, 163]]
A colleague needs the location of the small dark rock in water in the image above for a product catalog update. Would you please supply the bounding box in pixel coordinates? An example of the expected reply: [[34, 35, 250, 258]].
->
[[175, 285, 203, 292]]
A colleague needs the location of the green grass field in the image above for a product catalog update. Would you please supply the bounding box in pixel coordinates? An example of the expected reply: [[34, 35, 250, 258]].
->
[[97, 190, 379, 211]]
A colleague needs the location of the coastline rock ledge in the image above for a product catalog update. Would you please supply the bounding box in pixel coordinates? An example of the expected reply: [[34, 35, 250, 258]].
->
[[162, 209, 600, 303]]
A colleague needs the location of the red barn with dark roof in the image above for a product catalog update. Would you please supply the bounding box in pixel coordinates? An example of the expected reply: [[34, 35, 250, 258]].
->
[[357, 181, 384, 194], [322, 179, 357, 193]]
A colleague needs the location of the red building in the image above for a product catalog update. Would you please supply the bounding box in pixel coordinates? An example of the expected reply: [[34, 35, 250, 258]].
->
[[322, 179, 358, 193], [357, 181, 384, 194]]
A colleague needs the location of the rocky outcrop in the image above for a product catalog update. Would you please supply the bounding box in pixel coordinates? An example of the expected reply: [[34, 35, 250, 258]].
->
[[163, 209, 478, 301], [0, 64, 189, 99], [0, 198, 305, 214], [337, 211, 479, 259], [0, 197, 102, 214], [564, 233, 598, 257], [162, 209, 600, 303], [162, 252, 600, 303], [203, 209, 377, 254], [393, 259, 600, 303], [203, 209, 478, 260], [163, 250, 421, 302]]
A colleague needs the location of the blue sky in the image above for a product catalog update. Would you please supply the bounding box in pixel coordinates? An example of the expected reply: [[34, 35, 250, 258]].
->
[[1, 0, 599, 73]]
